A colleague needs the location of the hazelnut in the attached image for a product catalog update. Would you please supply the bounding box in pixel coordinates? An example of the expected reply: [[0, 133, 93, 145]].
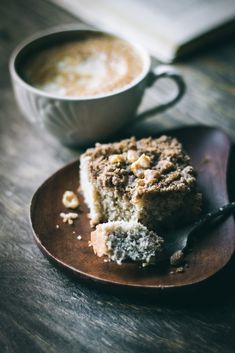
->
[[109, 154, 124, 164], [127, 150, 139, 163], [130, 154, 151, 176], [62, 191, 80, 209]]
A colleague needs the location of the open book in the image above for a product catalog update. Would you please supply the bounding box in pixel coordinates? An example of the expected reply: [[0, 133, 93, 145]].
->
[[51, 0, 235, 62]]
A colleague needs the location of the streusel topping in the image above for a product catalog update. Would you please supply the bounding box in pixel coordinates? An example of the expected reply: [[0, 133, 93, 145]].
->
[[83, 136, 197, 196]]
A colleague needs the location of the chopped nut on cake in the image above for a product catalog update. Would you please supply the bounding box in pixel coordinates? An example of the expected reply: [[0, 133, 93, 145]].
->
[[80, 136, 201, 229]]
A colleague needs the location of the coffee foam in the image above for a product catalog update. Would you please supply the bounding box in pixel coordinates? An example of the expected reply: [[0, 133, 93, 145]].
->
[[24, 34, 143, 97]]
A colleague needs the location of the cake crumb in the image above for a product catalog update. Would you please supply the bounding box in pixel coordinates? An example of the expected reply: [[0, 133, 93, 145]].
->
[[176, 266, 184, 273], [77, 235, 82, 240], [169, 262, 189, 275], [60, 212, 78, 224], [62, 191, 80, 209], [88, 241, 92, 247], [56, 224, 59, 229], [170, 250, 185, 266]]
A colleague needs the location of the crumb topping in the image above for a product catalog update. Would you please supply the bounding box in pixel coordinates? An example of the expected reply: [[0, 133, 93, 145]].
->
[[82, 136, 197, 195]]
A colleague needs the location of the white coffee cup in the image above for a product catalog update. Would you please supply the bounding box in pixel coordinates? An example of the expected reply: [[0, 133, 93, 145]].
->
[[9, 26, 185, 146]]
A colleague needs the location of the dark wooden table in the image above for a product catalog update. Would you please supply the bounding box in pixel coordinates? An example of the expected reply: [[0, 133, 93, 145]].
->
[[0, 1, 235, 352]]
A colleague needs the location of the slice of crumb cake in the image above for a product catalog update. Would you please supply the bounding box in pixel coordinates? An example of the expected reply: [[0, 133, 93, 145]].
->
[[91, 221, 163, 265], [80, 136, 201, 230]]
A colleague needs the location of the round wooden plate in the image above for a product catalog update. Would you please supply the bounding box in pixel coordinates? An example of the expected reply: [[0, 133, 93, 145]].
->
[[30, 126, 235, 292]]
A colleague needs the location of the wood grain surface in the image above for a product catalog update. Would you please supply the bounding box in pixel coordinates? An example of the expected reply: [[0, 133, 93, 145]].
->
[[0, 0, 235, 353]]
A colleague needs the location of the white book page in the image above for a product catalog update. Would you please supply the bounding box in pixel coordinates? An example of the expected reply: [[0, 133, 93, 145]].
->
[[50, 0, 235, 62]]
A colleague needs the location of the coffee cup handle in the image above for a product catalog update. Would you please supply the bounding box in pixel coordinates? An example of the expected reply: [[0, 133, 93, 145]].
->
[[136, 65, 186, 121]]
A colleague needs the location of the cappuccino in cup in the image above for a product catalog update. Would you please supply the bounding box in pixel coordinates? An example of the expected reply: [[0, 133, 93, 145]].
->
[[23, 33, 144, 97], [11, 27, 185, 145]]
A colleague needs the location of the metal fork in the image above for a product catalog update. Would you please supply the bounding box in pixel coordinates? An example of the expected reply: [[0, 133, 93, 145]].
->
[[159, 201, 235, 264]]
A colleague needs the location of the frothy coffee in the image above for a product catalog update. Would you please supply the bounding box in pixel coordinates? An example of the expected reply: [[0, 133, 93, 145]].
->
[[23, 34, 144, 97]]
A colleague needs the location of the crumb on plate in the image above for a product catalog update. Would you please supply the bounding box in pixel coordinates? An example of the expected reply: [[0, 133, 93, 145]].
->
[[60, 212, 78, 225], [62, 190, 80, 209], [170, 249, 185, 266], [175, 266, 184, 273]]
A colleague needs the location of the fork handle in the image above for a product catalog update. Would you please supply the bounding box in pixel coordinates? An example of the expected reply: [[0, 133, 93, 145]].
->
[[184, 201, 235, 252]]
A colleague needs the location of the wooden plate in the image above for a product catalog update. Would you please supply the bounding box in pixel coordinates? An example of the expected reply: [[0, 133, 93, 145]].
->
[[30, 126, 235, 292]]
